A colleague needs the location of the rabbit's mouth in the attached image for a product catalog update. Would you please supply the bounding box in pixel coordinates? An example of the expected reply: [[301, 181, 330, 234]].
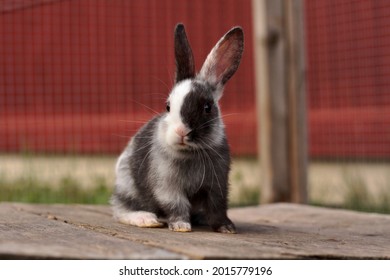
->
[[176, 138, 191, 149], [173, 137, 199, 151]]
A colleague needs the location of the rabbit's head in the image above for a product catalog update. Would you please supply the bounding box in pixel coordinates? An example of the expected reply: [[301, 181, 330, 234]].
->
[[158, 24, 244, 153]]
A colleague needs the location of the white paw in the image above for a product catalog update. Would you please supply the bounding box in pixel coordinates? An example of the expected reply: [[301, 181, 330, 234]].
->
[[169, 221, 192, 232], [116, 211, 164, 228]]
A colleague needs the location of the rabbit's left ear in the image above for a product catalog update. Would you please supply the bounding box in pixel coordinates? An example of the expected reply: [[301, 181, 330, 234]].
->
[[174, 23, 196, 83], [199, 27, 244, 87]]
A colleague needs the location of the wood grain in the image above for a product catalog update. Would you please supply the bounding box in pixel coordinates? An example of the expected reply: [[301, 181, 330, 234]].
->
[[1, 203, 389, 259]]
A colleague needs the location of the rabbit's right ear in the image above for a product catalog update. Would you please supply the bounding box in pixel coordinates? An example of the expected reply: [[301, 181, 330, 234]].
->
[[199, 27, 244, 87], [174, 24, 195, 83]]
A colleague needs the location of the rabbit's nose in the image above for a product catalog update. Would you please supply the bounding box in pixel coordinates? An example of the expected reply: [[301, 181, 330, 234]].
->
[[175, 125, 190, 137]]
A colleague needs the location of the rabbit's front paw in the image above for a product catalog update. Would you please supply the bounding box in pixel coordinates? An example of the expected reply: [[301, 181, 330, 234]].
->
[[117, 211, 164, 228], [169, 221, 192, 232]]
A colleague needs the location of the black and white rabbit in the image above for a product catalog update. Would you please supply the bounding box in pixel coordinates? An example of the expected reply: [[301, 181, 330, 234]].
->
[[111, 24, 244, 233]]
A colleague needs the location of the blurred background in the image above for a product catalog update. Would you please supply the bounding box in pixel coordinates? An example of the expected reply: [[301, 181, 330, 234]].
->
[[1, 0, 389, 212]]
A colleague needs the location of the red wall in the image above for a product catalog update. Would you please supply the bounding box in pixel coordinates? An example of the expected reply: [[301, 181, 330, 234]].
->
[[1, 0, 389, 158], [0, 0, 256, 155]]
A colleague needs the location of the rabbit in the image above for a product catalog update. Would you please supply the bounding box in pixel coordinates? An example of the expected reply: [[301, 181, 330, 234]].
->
[[111, 23, 244, 233]]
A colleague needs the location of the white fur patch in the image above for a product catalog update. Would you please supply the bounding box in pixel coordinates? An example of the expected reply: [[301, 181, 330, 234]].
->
[[114, 140, 138, 198], [158, 80, 192, 148], [153, 167, 190, 210], [113, 207, 163, 228], [167, 79, 192, 122], [154, 184, 190, 211], [149, 153, 191, 212], [169, 221, 192, 232]]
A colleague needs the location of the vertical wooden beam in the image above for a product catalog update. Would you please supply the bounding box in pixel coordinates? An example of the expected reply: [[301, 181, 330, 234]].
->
[[252, 0, 307, 203], [252, 0, 273, 203], [285, 0, 308, 203], [252, 0, 290, 203]]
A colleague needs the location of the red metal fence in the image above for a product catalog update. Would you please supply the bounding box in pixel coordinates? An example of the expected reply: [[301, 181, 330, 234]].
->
[[306, 0, 390, 158], [0, 0, 256, 155], [1, 0, 389, 158]]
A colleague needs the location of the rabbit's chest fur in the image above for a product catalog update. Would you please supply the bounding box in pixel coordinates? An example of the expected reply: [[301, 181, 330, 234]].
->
[[128, 116, 230, 198], [152, 151, 214, 195]]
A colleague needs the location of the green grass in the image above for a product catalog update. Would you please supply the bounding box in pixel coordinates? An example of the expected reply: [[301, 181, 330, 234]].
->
[[310, 172, 390, 214], [2, 173, 389, 215], [342, 174, 390, 214], [0, 176, 112, 204], [229, 169, 261, 207], [0, 173, 259, 207], [229, 187, 260, 207], [1, 165, 389, 214]]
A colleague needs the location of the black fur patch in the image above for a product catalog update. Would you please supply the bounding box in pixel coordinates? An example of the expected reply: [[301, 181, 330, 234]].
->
[[180, 81, 218, 144], [174, 24, 195, 83]]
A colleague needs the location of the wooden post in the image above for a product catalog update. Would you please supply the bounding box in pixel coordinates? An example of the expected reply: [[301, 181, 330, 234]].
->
[[252, 0, 307, 203], [285, 0, 308, 203]]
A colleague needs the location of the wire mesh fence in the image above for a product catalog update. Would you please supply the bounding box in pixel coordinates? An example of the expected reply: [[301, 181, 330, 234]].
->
[[0, 0, 256, 156], [306, 0, 390, 159], [0, 0, 389, 209]]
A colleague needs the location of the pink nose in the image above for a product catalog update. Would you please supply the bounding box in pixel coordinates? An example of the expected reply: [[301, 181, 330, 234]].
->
[[175, 125, 189, 137]]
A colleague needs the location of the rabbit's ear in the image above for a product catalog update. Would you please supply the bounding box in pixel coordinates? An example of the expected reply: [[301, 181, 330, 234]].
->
[[174, 24, 195, 83], [199, 27, 244, 87]]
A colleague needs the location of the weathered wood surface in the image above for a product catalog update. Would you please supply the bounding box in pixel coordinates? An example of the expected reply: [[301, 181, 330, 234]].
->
[[1, 202, 389, 259]]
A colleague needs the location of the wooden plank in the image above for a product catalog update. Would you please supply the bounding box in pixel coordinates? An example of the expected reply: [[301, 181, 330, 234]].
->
[[7, 203, 289, 259], [230, 204, 390, 259], [0, 203, 185, 259], [1, 203, 389, 259]]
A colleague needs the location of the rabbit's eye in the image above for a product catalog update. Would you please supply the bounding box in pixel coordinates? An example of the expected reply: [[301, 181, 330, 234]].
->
[[204, 102, 213, 113], [166, 102, 171, 112]]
